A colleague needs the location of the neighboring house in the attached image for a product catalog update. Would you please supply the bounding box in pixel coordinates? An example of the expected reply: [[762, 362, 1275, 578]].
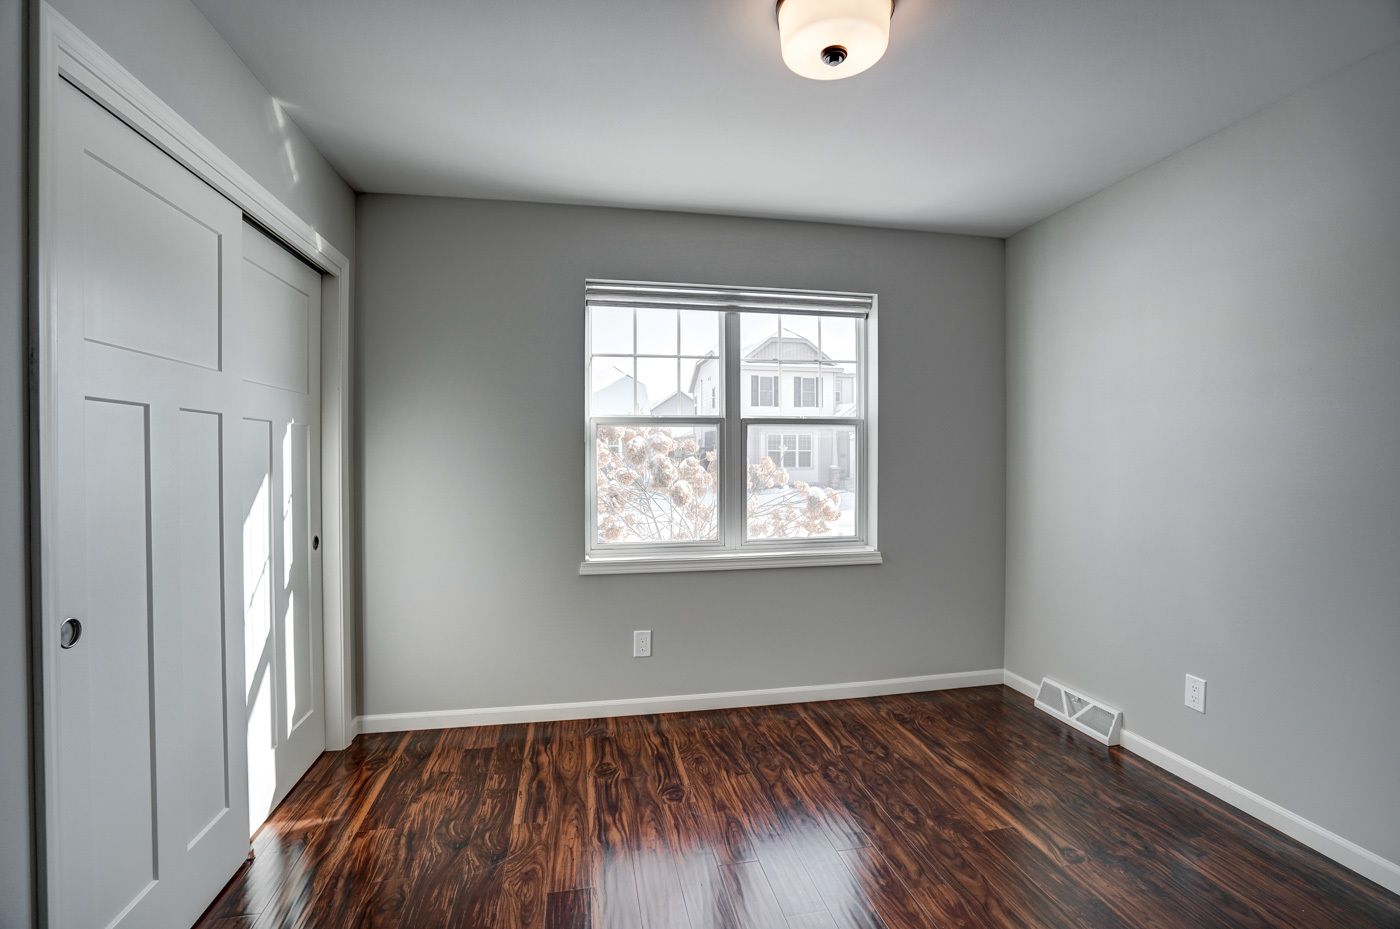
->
[[649, 390, 696, 415], [589, 335, 856, 489], [591, 370, 650, 415], [689, 332, 858, 488]]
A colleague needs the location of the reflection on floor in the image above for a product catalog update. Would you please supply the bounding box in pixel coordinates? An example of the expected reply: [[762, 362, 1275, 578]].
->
[[195, 686, 1400, 929]]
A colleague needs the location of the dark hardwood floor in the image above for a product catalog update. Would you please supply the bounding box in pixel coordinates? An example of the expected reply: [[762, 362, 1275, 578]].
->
[[194, 686, 1400, 928]]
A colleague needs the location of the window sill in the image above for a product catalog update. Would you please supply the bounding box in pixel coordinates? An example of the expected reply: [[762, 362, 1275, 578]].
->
[[579, 547, 882, 576]]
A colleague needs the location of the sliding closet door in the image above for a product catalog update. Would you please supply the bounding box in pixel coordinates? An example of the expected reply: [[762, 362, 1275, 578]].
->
[[47, 79, 250, 928], [240, 220, 325, 835]]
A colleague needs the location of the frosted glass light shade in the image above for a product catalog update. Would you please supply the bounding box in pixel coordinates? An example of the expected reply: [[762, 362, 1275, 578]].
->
[[777, 0, 893, 81]]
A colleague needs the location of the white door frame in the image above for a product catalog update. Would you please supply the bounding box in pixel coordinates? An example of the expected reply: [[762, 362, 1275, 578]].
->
[[33, 2, 356, 918]]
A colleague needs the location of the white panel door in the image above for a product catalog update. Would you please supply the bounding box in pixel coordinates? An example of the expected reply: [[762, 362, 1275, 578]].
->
[[240, 221, 325, 835], [48, 79, 250, 928]]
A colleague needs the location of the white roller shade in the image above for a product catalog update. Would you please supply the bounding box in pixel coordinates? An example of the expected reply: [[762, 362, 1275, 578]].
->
[[586, 279, 872, 317]]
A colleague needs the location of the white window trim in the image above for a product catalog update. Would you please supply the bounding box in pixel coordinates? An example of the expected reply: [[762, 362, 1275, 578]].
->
[[582, 280, 880, 575]]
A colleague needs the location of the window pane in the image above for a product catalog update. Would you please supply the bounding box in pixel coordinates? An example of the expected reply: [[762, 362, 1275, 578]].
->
[[823, 362, 860, 414], [742, 362, 781, 415], [680, 310, 719, 356], [740, 313, 779, 359], [687, 357, 721, 415], [821, 316, 859, 361], [747, 423, 858, 540], [591, 358, 636, 414], [597, 424, 719, 544], [787, 376, 817, 409], [679, 357, 703, 411], [780, 314, 820, 355], [741, 312, 846, 417], [636, 308, 678, 355], [766, 434, 795, 468], [745, 365, 834, 417], [637, 357, 681, 415], [591, 306, 633, 355]]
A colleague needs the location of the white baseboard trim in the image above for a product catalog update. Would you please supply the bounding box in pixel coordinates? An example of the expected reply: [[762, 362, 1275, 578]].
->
[[354, 668, 1005, 734], [1119, 729, 1400, 895], [1003, 667, 1400, 895], [1003, 668, 1039, 698]]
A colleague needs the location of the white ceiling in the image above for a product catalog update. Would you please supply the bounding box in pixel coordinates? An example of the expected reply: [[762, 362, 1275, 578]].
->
[[192, 0, 1400, 236]]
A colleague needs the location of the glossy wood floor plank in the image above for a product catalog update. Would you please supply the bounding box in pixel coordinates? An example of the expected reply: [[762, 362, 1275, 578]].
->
[[193, 687, 1400, 929], [671, 844, 744, 929], [545, 888, 592, 929], [871, 705, 1259, 929], [786, 913, 838, 929], [201, 919, 255, 929], [720, 858, 791, 929]]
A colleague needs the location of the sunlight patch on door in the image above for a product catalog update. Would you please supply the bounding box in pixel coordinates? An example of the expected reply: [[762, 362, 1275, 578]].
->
[[243, 419, 277, 836]]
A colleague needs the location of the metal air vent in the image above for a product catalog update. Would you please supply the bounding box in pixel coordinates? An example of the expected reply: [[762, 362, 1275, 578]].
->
[[1034, 677, 1123, 745]]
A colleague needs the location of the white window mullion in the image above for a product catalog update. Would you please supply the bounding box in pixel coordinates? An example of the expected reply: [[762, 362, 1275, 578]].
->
[[722, 311, 743, 550]]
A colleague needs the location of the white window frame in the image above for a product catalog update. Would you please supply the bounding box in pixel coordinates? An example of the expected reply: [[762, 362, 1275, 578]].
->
[[793, 376, 818, 408], [582, 280, 880, 574], [765, 433, 813, 470], [752, 374, 779, 407]]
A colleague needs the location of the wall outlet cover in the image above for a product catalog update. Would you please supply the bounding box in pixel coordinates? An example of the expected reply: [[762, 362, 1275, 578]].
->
[[1185, 674, 1207, 713], [633, 630, 652, 658]]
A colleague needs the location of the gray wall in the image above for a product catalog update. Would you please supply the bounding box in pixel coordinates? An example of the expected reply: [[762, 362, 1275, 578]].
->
[[1005, 43, 1400, 865], [49, 0, 354, 251], [356, 196, 1006, 717], [1, 0, 30, 924]]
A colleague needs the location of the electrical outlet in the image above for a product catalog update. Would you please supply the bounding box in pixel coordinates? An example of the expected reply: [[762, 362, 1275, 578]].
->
[[1185, 674, 1207, 713], [633, 630, 652, 658]]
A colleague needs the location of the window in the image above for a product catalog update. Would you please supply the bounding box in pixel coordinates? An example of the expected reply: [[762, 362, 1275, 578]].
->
[[765, 433, 813, 469], [751, 375, 778, 407], [584, 280, 879, 574]]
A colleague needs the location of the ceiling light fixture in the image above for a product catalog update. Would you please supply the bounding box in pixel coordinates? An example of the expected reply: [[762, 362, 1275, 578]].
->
[[777, 0, 893, 81]]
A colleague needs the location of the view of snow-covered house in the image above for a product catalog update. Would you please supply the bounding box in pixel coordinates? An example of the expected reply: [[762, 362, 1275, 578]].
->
[[649, 391, 696, 415], [688, 319, 859, 492], [590, 309, 861, 539], [590, 366, 651, 415]]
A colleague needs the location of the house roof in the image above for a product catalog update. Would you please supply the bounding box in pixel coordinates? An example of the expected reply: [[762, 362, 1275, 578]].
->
[[650, 390, 695, 411], [742, 332, 833, 364], [688, 331, 847, 395], [591, 370, 649, 415]]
